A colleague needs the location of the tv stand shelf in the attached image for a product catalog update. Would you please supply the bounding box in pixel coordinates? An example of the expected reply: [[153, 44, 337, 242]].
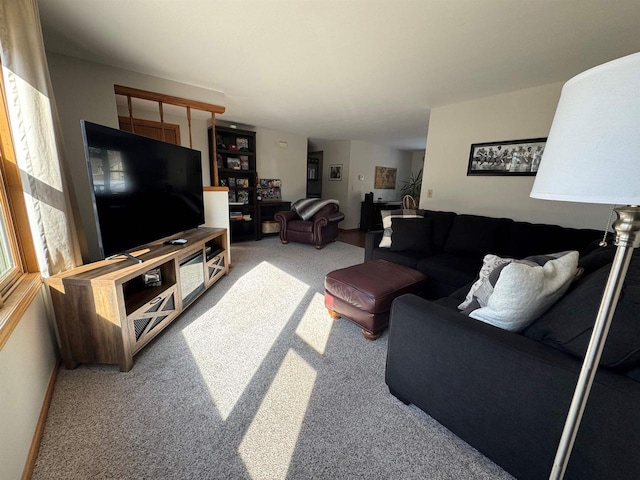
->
[[47, 227, 228, 371]]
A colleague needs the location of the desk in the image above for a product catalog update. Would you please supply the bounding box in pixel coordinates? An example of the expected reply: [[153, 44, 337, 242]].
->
[[360, 201, 402, 231]]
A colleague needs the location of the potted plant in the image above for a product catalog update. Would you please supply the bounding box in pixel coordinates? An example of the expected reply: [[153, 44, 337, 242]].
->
[[400, 168, 422, 206]]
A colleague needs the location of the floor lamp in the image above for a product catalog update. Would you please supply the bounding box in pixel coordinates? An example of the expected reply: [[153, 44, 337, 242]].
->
[[530, 52, 640, 479]]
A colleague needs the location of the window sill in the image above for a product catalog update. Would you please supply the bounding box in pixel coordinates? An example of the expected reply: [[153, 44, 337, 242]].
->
[[0, 273, 43, 350]]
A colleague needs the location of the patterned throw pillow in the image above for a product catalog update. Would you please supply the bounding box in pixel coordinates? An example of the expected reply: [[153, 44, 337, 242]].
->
[[378, 209, 424, 248], [458, 254, 514, 310], [460, 251, 579, 332]]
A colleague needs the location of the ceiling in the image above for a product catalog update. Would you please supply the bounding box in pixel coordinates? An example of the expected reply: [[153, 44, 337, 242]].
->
[[37, 0, 640, 151]]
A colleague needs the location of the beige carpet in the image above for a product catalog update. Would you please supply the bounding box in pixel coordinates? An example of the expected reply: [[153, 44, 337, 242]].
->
[[33, 237, 512, 479]]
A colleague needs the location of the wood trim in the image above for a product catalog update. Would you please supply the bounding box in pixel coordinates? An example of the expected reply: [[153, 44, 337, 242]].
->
[[21, 357, 61, 480], [203, 186, 229, 192], [114, 85, 225, 114], [0, 71, 39, 273], [117, 116, 181, 145], [0, 274, 43, 351]]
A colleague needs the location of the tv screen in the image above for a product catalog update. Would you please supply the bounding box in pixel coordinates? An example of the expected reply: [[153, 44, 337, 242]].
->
[[81, 120, 205, 259]]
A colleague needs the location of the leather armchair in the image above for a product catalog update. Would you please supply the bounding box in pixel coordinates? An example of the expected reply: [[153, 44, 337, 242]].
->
[[274, 203, 345, 249]]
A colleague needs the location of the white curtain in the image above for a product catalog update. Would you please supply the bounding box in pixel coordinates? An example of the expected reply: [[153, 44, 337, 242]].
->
[[0, 0, 81, 276]]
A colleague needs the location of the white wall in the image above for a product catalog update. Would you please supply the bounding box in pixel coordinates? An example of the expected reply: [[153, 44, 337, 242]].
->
[[421, 83, 612, 230], [410, 150, 424, 176], [46, 52, 226, 263], [313, 139, 350, 212], [255, 127, 307, 202], [348, 141, 412, 229], [0, 288, 57, 480], [310, 139, 413, 229]]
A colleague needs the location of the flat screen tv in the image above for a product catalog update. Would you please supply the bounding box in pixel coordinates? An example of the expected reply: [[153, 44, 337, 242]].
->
[[81, 120, 205, 260]]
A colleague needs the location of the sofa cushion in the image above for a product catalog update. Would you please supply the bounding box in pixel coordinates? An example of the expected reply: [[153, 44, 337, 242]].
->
[[503, 221, 602, 259], [416, 254, 482, 291], [523, 259, 640, 370], [462, 251, 579, 332], [443, 214, 512, 258], [370, 248, 423, 269], [389, 217, 433, 254], [379, 209, 424, 248], [420, 210, 456, 251]]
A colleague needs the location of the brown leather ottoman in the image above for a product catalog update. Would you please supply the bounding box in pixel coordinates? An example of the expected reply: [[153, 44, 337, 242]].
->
[[324, 259, 428, 340]]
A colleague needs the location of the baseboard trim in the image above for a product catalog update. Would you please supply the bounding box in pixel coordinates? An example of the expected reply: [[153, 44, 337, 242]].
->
[[21, 357, 60, 480]]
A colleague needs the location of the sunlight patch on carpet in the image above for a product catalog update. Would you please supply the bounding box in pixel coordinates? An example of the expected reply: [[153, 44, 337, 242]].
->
[[182, 261, 309, 420], [238, 349, 316, 479], [295, 292, 334, 354]]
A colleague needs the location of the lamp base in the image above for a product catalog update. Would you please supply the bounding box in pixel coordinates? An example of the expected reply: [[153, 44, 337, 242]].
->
[[550, 205, 640, 479]]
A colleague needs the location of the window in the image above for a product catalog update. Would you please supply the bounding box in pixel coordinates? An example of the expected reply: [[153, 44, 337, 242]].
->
[[0, 68, 42, 349]]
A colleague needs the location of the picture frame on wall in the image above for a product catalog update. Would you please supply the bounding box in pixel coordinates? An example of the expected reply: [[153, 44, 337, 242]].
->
[[329, 164, 342, 181], [374, 166, 397, 189], [467, 138, 547, 176]]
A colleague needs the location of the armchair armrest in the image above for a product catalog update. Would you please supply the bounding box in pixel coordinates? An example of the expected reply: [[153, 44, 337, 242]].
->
[[274, 210, 299, 242], [314, 211, 345, 227]]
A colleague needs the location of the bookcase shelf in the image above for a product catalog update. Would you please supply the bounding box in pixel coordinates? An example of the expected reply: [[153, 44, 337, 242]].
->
[[209, 126, 259, 242]]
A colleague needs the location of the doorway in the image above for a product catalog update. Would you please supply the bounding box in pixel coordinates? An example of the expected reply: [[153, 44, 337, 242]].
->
[[307, 151, 323, 198]]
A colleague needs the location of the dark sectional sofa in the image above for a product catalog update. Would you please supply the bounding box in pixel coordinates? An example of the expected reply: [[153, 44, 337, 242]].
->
[[364, 209, 640, 480]]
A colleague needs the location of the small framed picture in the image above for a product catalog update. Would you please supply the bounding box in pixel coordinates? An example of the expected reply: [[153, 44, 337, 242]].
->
[[237, 190, 249, 204], [236, 178, 249, 188], [329, 164, 342, 181], [228, 177, 236, 188], [227, 157, 241, 170], [227, 190, 236, 203]]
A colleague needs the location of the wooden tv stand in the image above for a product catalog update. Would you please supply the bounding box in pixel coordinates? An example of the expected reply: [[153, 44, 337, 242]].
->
[[47, 227, 228, 371]]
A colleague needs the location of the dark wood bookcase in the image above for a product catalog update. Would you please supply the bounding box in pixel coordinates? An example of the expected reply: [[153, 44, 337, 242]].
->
[[208, 126, 259, 242]]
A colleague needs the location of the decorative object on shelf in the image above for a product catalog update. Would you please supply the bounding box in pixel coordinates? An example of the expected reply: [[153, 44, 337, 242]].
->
[[329, 164, 342, 181], [236, 137, 249, 151], [143, 268, 162, 287], [228, 190, 236, 203], [236, 178, 249, 188], [258, 178, 282, 200], [227, 157, 241, 170], [228, 177, 236, 188], [237, 190, 249, 204], [240, 155, 249, 170], [468, 138, 546, 176], [529, 52, 640, 480], [401, 195, 417, 209], [374, 166, 397, 189]]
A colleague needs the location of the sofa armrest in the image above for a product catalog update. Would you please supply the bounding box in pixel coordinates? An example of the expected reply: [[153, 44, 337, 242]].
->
[[386, 293, 640, 480], [364, 230, 384, 260]]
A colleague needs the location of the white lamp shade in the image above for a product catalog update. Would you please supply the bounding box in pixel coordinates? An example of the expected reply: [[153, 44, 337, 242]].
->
[[530, 52, 640, 205]]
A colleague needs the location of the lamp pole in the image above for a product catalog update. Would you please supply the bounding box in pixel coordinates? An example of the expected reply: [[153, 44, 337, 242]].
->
[[550, 206, 640, 479]]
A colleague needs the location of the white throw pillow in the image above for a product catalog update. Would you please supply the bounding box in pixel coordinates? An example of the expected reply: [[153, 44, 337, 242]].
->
[[466, 251, 579, 332], [378, 209, 423, 248]]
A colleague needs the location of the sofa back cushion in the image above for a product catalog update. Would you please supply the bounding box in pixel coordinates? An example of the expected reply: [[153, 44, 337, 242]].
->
[[522, 258, 640, 371], [503, 221, 602, 259], [443, 214, 512, 258], [420, 210, 456, 251]]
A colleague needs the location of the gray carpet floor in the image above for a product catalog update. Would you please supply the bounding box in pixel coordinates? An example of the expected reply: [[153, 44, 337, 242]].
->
[[33, 237, 512, 479]]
